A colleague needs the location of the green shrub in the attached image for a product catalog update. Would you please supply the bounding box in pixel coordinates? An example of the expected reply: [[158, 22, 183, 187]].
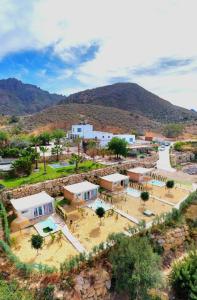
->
[[0, 201, 11, 244], [170, 251, 197, 300]]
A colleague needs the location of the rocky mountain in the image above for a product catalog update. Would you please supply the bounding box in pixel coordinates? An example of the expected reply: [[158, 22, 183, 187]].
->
[[21, 103, 161, 134], [0, 78, 64, 115], [61, 82, 197, 123]]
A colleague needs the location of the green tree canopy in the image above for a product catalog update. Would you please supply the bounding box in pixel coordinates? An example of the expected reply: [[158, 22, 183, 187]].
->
[[163, 123, 184, 138], [109, 235, 162, 300], [52, 129, 65, 144], [38, 131, 52, 145], [170, 251, 197, 300], [0, 130, 8, 147], [166, 180, 175, 189], [95, 206, 105, 225], [31, 234, 44, 254], [69, 153, 83, 171], [0, 280, 33, 300], [108, 137, 128, 159]]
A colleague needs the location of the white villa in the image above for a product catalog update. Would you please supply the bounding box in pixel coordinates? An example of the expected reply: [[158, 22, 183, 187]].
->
[[11, 191, 55, 220], [68, 123, 135, 147]]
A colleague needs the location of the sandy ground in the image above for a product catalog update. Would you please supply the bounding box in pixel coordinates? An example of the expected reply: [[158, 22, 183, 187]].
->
[[70, 208, 135, 252], [112, 195, 172, 223], [146, 184, 189, 204], [11, 227, 77, 268]]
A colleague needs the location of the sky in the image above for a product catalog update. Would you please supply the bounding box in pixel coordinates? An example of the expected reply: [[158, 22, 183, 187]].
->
[[0, 0, 197, 110]]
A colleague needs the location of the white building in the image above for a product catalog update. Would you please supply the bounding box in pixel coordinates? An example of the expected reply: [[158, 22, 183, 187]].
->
[[11, 191, 55, 220], [69, 123, 135, 147]]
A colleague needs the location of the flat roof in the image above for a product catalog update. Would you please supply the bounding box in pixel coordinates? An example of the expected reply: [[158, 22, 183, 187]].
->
[[127, 167, 153, 174], [100, 173, 129, 183], [64, 181, 99, 194], [11, 191, 54, 211]]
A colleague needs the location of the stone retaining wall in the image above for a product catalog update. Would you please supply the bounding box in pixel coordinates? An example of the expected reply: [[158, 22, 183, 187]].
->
[[171, 151, 195, 166], [151, 225, 190, 252], [1, 155, 158, 203]]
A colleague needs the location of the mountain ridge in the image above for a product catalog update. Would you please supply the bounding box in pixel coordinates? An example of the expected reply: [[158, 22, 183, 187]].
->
[[61, 82, 197, 123], [0, 78, 64, 115]]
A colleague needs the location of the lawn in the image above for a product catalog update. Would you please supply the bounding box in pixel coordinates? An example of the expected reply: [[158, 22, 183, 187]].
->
[[0, 161, 104, 189]]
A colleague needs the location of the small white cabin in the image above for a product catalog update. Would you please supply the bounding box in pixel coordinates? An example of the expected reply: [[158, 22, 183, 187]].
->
[[11, 192, 55, 220]]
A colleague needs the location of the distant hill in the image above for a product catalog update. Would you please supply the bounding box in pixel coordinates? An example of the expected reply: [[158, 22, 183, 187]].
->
[[0, 78, 64, 115], [21, 103, 161, 134], [61, 82, 197, 123]]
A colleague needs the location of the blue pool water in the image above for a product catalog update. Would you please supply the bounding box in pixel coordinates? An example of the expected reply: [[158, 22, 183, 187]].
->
[[88, 199, 111, 211], [126, 188, 141, 197], [39, 218, 57, 231], [49, 162, 71, 169], [149, 180, 165, 187]]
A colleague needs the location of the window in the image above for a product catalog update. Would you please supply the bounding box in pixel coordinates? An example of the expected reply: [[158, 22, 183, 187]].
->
[[102, 136, 105, 138], [21, 210, 28, 214], [77, 128, 82, 132], [129, 138, 133, 142]]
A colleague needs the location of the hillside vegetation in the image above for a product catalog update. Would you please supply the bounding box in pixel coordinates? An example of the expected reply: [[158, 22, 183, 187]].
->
[[20, 103, 161, 133]]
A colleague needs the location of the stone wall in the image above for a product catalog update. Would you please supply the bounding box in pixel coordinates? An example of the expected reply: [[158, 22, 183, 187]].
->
[[1, 154, 158, 203], [171, 151, 195, 166], [151, 225, 190, 252], [61, 267, 111, 300]]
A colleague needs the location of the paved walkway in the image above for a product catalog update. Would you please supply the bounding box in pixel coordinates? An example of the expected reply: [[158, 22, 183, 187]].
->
[[114, 208, 139, 224], [157, 145, 176, 172], [51, 214, 87, 253]]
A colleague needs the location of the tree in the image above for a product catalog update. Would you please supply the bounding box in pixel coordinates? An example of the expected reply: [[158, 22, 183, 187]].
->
[[166, 180, 174, 195], [108, 137, 128, 159], [170, 251, 197, 300], [163, 123, 184, 138], [51, 145, 63, 161], [0, 131, 8, 147], [52, 129, 65, 145], [0, 280, 33, 300], [39, 146, 48, 174], [109, 236, 162, 300], [29, 135, 40, 169], [140, 191, 149, 208], [12, 156, 32, 177], [95, 207, 105, 225], [31, 234, 43, 255], [87, 140, 98, 161], [38, 132, 51, 146], [69, 153, 83, 172]]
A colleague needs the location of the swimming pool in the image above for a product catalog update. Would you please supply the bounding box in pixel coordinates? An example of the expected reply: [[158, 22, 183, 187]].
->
[[88, 199, 111, 211], [149, 180, 165, 187], [126, 188, 141, 197], [49, 162, 72, 169], [34, 216, 59, 236]]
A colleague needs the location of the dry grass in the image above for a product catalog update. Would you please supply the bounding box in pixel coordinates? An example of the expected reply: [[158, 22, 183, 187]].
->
[[11, 227, 78, 268], [112, 194, 172, 222], [69, 208, 135, 252], [146, 184, 189, 204]]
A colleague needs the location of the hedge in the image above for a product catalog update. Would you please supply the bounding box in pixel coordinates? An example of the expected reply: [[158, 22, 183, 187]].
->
[[0, 201, 11, 245]]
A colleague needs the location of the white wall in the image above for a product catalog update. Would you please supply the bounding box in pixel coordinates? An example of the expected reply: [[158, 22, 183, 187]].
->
[[114, 134, 135, 144], [71, 124, 93, 138], [18, 200, 54, 220]]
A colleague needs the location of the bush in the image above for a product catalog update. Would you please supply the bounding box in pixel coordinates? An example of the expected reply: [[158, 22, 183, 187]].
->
[[0, 201, 11, 245], [109, 236, 162, 299], [170, 251, 197, 300]]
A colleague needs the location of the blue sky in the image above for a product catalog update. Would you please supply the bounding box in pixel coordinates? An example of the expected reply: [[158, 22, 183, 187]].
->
[[0, 0, 197, 109]]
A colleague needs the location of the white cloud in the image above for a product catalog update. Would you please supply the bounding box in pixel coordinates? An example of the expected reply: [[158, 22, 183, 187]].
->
[[1, 0, 197, 109]]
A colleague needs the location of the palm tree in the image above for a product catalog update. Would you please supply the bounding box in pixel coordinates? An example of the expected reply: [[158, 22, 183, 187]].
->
[[39, 146, 48, 174], [30, 135, 40, 169], [51, 145, 62, 161], [69, 153, 83, 172]]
